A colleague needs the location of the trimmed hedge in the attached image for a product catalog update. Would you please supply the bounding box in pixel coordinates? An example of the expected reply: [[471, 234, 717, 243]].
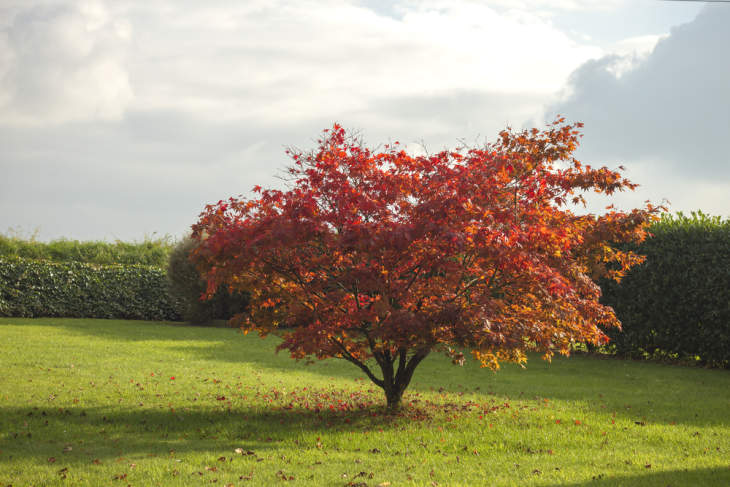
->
[[601, 212, 730, 367], [0, 257, 179, 321], [0, 235, 173, 267]]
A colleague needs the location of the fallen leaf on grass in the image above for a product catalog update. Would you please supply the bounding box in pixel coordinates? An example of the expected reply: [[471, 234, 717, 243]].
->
[[234, 448, 256, 456], [276, 470, 295, 481]]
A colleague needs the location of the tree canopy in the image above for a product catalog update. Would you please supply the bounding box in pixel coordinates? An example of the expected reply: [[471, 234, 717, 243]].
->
[[191, 120, 661, 411]]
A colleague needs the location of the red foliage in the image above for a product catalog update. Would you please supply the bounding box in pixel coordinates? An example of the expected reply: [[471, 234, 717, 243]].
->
[[191, 120, 661, 410]]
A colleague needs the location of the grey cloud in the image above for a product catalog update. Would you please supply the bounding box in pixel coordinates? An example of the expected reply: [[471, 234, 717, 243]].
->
[[367, 91, 546, 141], [0, 114, 286, 240], [0, 90, 546, 241], [549, 5, 730, 179]]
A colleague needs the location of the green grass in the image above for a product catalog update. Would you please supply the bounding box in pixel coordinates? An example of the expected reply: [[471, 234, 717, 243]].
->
[[1, 318, 728, 486]]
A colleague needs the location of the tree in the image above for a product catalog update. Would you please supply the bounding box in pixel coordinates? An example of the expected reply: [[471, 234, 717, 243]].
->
[[191, 120, 661, 412]]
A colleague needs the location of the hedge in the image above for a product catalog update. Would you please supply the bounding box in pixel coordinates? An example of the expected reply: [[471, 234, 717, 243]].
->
[[0, 235, 173, 267], [0, 257, 180, 321], [600, 212, 730, 368]]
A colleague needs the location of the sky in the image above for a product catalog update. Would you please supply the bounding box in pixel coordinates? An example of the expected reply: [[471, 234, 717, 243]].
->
[[1, 0, 727, 242]]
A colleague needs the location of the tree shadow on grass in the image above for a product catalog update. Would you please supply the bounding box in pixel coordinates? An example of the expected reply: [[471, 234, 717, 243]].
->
[[551, 466, 730, 487], [1, 402, 728, 486], [4, 318, 730, 429], [0, 403, 412, 466]]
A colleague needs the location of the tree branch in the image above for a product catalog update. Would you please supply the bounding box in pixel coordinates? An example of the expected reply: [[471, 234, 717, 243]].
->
[[329, 338, 384, 388], [359, 324, 385, 369]]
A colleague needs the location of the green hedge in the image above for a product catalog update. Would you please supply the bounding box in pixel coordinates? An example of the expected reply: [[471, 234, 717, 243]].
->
[[600, 212, 730, 367], [0, 235, 173, 267], [0, 257, 180, 321]]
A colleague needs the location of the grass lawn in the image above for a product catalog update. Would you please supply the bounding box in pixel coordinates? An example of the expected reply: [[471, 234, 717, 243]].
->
[[0, 318, 728, 486]]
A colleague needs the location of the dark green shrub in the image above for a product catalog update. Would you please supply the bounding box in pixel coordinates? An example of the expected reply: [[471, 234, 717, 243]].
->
[[0, 234, 173, 267], [166, 237, 249, 324], [0, 257, 179, 321], [601, 211, 730, 368]]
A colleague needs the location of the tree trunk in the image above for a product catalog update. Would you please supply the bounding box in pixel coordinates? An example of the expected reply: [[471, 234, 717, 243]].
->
[[379, 348, 429, 414], [385, 389, 403, 414], [333, 335, 430, 414], [383, 382, 408, 414]]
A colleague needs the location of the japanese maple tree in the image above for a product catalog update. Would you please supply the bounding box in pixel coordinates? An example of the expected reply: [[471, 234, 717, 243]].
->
[[191, 120, 661, 412]]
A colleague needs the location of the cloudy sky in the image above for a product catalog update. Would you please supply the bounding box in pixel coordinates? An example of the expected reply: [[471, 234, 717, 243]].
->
[[1, 0, 727, 242]]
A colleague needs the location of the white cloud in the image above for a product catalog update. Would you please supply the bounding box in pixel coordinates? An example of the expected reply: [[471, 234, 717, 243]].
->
[[600, 34, 666, 78], [1, 0, 603, 127], [108, 0, 600, 124], [0, 0, 133, 125], [610, 34, 666, 58], [467, 0, 626, 13]]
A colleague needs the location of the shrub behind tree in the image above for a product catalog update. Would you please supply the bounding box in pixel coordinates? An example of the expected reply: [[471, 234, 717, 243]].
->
[[167, 237, 249, 324]]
